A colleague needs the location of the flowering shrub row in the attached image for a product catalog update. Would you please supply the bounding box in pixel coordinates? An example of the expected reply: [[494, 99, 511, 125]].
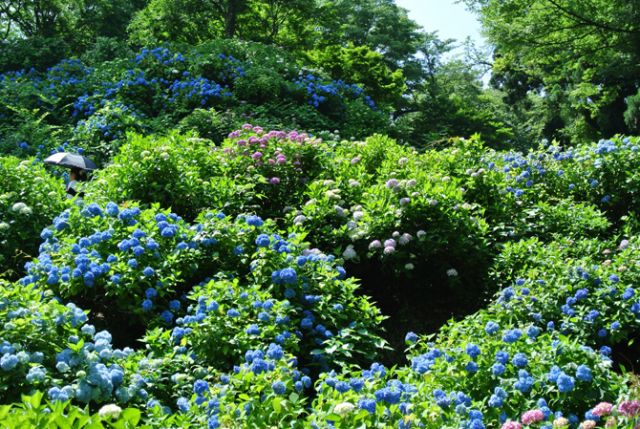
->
[[2, 130, 640, 427], [0, 42, 386, 163]]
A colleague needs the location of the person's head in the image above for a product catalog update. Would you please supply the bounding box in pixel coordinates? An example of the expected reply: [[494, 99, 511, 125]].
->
[[70, 168, 87, 181]]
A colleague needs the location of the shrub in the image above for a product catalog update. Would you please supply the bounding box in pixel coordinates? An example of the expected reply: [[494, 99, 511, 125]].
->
[[176, 108, 231, 144], [0, 157, 67, 279], [0, 281, 133, 405], [88, 133, 236, 220], [22, 203, 202, 331]]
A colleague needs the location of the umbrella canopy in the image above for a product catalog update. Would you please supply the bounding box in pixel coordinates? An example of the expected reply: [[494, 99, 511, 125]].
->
[[44, 152, 97, 171]]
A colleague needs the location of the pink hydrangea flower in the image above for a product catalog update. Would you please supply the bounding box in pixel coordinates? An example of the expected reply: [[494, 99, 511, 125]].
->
[[580, 420, 596, 429], [521, 409, 544, 425], [592, 402, 613, 417], [251, 152, 263, 160], [269, 177, 280, 185], [501, 421, 522, 429], [619, 400, 640, 417]]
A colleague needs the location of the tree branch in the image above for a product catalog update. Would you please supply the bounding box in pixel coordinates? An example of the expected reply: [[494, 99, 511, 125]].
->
[[543, 0, 639, 34]]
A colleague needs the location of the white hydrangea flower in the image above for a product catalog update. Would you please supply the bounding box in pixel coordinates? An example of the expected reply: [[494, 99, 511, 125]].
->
[[334, 401, 356, 416], [11, 202, 27, 212], [369, 240, 382, 250], [98, 404, 122, 420], [446, 268, 459, 277]]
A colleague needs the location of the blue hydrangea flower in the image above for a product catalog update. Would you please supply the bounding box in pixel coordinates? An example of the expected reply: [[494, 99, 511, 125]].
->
[[358, 398, 376, 414], [105, 202, 119, 216], [177, 397, 189, 412], [485, 321, 499, 335], [512, 353, 528, 368], [491, 363, 505, 376], [255, 234, 270, 247], [1, 354, 18, 371], [279, 268, 297, 284], [556, 373, 575, 392], [405, 332, 418, 343], [271, 381, 286, 395], [246, 324, 261, 335], [502, 329, 522, 343], [246, 215, 264, 227], [194, 380, 209, 396], [466, 343, 481, 359], [575, 365, 592, 382]]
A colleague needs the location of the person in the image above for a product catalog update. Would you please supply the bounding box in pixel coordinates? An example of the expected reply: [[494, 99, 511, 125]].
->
[[66, 167, 87, 200]]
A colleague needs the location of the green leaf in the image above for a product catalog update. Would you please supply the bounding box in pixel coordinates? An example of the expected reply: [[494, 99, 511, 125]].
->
[[120, 409, 141, 426]]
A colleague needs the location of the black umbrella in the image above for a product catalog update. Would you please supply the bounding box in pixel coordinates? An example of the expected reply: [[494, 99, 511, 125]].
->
[[44, 152, 97, 171]]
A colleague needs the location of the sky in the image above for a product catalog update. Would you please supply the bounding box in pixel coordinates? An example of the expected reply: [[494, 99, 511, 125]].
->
[[395, 0, 485, 51]]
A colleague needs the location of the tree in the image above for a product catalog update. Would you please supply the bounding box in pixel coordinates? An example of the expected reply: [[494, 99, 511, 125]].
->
[[0, 0, 69, 39], [0, 0, 146, 47], [462, 0, 640, 142], [306, 44, 406, 105], [313, 0, 424, 71], [242, 0, 317, 49]]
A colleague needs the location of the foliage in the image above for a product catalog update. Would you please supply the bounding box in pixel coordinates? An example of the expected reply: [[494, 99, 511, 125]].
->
[[306, 45, 406, 106], [0, 157, 67, 279], [462, 0, 640, 143], [0, 281, 134, 405], [87, 133, 241, 220], [2, 130, 640, 427]]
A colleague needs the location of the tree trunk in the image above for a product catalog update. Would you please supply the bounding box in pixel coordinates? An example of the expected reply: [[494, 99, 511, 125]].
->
[[224, 0, 244, 38]]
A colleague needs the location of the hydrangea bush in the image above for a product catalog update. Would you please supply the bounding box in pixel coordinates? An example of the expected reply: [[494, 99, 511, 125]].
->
[[0, 157, 67, 279], [0, 282, 133, 405]]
